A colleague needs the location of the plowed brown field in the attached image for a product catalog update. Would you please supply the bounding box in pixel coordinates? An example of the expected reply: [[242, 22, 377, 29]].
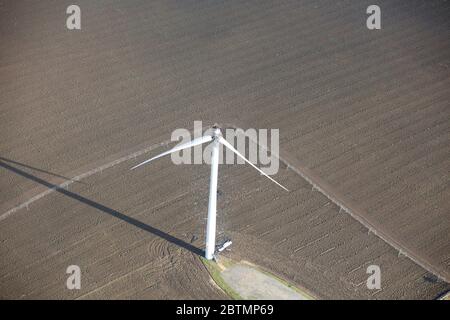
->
[[1, 0, 449, 299]]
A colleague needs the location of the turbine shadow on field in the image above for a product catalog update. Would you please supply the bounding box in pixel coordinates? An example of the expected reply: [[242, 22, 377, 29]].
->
[[0, 160, 204, 256], [0, 157, 85, 185]]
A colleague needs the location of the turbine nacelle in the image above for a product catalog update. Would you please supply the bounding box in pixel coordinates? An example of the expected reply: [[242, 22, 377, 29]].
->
[[211, 126, 222, 139]]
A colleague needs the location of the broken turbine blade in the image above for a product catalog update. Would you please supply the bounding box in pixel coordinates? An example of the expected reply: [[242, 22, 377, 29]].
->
[[217, 136, 289, 192], [130, 135, 213, 170]]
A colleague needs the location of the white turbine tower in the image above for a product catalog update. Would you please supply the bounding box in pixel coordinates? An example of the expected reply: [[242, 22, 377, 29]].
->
[[131, 126, 288, 260]]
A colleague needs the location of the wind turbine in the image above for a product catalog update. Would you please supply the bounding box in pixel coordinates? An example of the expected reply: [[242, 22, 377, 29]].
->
[[131, 126, 288, 260]]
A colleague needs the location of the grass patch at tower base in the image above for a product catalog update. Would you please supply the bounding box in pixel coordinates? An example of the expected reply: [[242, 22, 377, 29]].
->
[[201, 255, 315, 300]]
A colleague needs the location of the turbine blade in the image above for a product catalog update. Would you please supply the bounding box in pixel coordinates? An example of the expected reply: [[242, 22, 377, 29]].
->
[[131, 135, 213, 170], [218, 136, 289, 191]]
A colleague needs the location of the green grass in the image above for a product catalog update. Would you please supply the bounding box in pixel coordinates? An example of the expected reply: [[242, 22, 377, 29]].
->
[[438, 291, 450, 300], [201, 256, 315, 300], [201, 257, 243, 300]]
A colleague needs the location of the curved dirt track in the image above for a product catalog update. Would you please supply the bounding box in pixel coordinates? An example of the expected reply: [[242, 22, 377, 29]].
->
[[225, 122, 450, 283], [1, 0, 449, 299]]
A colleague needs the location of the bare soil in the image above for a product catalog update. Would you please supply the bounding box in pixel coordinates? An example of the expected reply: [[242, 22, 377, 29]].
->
[[1, 0, 449, 299]]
